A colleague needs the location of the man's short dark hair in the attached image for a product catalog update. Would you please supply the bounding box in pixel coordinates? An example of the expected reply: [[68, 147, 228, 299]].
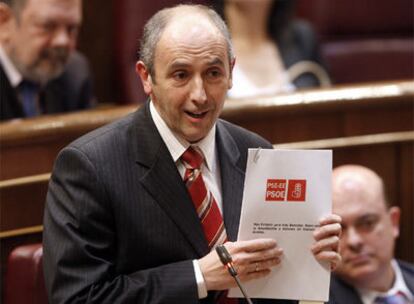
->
[[139, 4, 234, 81]]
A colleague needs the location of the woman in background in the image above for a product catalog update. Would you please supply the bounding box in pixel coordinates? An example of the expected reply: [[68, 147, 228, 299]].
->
[[212, 0, 330, 99]]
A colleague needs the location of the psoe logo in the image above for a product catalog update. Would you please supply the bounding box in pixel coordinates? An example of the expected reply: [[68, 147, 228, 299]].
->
[[265, 179, 286, 201], [266, 179, 306, 202]]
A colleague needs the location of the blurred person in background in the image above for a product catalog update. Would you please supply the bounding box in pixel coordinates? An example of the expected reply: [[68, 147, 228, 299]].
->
[[329, 165, 414, 304], [0, 0, 95, 121], [212, 0, 330, 99]]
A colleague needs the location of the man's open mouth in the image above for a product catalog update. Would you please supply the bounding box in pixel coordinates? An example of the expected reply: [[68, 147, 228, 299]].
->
[[185, 111, 208, 119]]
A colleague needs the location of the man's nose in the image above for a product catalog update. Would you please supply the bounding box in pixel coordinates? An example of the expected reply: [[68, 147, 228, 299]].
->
[[190, 76, 207, 104], [345, 226, 363, 252], [51, 27, 74, 48]]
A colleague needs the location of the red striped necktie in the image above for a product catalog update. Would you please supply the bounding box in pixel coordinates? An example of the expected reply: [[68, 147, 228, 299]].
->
[[181, 147, 238, 304], [181, 146, 227, 249]]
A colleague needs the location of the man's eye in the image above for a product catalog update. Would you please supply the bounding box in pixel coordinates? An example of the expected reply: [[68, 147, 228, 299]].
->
[[207, 69, 222, 78], [40, 22, 56, 33], [173, 71, 188, 80], [356, 217, 379, 232]]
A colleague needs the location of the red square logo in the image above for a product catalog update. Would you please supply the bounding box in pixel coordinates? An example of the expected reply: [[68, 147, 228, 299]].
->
[[266, 179, 286, 201], [287, 180, 306, 202]]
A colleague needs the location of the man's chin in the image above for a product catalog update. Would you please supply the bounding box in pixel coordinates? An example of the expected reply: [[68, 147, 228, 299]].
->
[[336, 263, 378, 284], [24, 64, 65, 84]]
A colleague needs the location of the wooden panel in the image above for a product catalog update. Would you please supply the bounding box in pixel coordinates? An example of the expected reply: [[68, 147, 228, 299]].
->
[[1, 81, 413, 180], [0, 105, 138, 180], [398, 143, 414, 262], [0, 176, 49, 232]]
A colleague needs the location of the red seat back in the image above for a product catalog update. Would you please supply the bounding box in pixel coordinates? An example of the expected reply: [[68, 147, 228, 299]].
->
[[5, 243, 47, 304]]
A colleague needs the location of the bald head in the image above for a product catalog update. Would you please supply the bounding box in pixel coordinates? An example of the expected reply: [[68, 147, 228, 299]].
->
[[139, 4, 234, 80], [332, 165, 400, 290], [333, 165, 388, 211]]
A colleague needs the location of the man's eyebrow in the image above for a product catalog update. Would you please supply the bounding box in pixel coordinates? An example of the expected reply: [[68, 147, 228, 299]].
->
[[207, 57, 225, 67], [356, 213, 379, 221], [169, 61, 190, 70]]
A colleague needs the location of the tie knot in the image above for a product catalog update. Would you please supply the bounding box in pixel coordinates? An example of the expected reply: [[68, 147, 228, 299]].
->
[[181, 147, 204, 170], [18, 80, 41, 117], [19, 80, 40, 92]]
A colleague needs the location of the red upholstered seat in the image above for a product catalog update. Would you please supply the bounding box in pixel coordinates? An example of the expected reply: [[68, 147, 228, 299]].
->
[[296, 0, 414, 84], [5, 243, 47, 304]]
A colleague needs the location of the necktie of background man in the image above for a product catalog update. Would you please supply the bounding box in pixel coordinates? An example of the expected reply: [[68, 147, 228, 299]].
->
[[374, 291, 410, 304], [18, 80, 40, 117]]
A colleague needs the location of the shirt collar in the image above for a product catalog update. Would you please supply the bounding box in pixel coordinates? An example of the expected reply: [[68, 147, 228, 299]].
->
[[149, 101, 216, 170], [0, 45, 22, 87], [358, 260, 414, 304]]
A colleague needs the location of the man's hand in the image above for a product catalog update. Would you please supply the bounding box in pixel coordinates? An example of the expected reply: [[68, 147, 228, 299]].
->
[[311, 214, 342, 270], [198, 239, 283, 291]]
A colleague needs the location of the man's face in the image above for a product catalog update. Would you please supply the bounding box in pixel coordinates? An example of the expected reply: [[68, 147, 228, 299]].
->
[[137, 14, 233, 143], [4, 0, 82, 83], [333, 172, 400, 287]]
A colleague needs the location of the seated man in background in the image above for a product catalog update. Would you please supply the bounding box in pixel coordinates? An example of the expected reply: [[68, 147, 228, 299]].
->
[[0, 0, 94, 121], [329, 165, 414, 304]]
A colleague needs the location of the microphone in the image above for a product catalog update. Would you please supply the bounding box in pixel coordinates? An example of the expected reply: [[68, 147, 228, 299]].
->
[[216, 245, 253, 304]]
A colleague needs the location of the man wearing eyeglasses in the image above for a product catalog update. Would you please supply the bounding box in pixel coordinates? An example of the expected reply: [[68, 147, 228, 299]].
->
[[328, 165, 414, 304], [0, 0, 94, 121]]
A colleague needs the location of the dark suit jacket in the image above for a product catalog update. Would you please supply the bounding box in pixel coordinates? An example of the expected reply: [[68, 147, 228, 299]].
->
[[0, 51, 94, 121], [328, 260, 414, 304], [43, 102, 294, 303]]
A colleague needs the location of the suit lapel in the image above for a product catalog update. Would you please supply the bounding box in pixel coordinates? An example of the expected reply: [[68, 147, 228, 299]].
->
[[329, 275, 364, 304], [132, 102, 209, 257], [0, 64, 24, 120], [216, 121, 245, 241], [43, 78, 66, 113], [399, 261, 414, 294]]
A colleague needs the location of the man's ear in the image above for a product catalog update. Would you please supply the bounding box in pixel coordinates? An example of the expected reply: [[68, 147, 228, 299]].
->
[[228, 57, 236, 90], [0, 3, 16, 43], [135, 61, 153, 96], [388, 206, 401, 238]]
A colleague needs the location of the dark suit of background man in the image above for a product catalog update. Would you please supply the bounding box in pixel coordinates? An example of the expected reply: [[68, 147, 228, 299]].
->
[[329, 165, 414, 304], [43, 4, 341, 303], [0, 0, 94, 121]]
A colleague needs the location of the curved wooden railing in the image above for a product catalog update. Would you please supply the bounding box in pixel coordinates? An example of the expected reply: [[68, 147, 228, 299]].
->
[[1, 80, 413, 181]]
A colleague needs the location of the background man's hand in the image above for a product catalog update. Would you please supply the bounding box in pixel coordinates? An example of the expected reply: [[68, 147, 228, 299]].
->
[[312, 214, 342, 270]]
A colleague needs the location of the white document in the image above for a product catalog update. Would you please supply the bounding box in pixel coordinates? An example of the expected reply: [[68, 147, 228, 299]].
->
[[229, 149, 332, 301]]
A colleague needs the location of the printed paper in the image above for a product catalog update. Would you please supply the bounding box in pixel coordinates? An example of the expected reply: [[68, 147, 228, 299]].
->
[[228, 149, 332, 301]]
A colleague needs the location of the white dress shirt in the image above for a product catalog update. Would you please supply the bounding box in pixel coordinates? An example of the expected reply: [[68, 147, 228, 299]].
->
[[227, 64, 295, 99], [150, 101, 224, 299], [0, 46, 22, 88], [358, 260, 414, 304]]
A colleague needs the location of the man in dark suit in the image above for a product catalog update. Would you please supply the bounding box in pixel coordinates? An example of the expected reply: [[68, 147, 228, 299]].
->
[[43, 4, 341, 303], [329, 165, 414, 304], [0, 0, 94, 121]]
